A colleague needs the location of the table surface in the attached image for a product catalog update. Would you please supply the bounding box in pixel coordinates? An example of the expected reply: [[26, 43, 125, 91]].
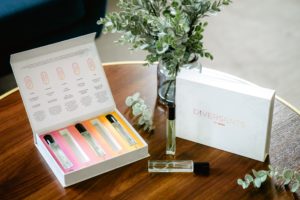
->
[[0, 62, 300, 200]]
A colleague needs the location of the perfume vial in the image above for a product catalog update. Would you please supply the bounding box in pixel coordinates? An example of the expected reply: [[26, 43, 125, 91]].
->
[[59, 129, 89, 163], [75, 123, 106, 157], [90, 119, 122, 152], [44, 134, 73, 169], [166, 105, 176, 155], [106, 114, 137, 146], [148, 160, 209, 175]]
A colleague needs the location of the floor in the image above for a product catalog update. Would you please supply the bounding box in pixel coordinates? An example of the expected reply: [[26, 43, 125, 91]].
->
[[1, 0, 300, 110]]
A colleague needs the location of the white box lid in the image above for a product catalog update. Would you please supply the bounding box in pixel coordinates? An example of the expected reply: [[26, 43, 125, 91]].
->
[[177, 68, 275, 100], [10, 33, 115, 134]]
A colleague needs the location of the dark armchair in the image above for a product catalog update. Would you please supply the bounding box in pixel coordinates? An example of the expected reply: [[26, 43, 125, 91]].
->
[[0, 0, 107, 77]]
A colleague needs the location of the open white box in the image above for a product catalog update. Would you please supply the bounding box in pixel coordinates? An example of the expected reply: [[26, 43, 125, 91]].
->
[[10, 33, 149, 187]]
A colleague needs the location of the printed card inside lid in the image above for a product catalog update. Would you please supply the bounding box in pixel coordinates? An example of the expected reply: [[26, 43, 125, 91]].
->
[[10, 33, 115, 134]]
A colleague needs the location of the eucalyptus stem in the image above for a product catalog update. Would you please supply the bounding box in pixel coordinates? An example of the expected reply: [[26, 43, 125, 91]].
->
[[163, 80, 175, 100], [237, 165, 300, 193], [125, 92, 154, 132]]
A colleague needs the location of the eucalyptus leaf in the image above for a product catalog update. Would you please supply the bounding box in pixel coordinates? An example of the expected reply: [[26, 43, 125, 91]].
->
[[237, 179, 244, 186], [243, 182, 249, 189], [260, 175, 268, 182], [295, 172, 300, 182], [140, 44, 149, 50], [252, 169, 258, 178], [125, 92, 154, 132], [268, 165, 274, 171], [283, 169, 294, 180], [257, 170, 268, 182], [132, 92, 140, 100], [132, 104, 143, 116], [291, 181, 300, 193], [257, 170, 267, 177], [125, 96, 135, 106], [245, 174, 253, 183], [269, 170, 275, 177], [254, 178, 262, 188], [284, 178, 291, 185], [237, 179, 249, 189], [138, 116, 145, 125]]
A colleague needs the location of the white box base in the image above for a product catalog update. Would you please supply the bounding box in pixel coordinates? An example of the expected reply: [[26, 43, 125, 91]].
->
[[176, 68, 275, 162]]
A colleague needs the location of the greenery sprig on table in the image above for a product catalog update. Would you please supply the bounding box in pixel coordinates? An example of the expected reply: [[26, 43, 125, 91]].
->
[[98, 0, 231, 76], [237, 165, 300, 193], [125, 92, 154, 132]]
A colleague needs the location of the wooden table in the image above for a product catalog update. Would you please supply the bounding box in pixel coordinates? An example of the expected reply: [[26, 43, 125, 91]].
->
[[0, 62, 299, 200]]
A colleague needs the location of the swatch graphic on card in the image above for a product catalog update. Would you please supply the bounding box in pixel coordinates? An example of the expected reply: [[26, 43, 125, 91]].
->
[[80, 96, 92, 107], [72, 62, 80, 75], [33, 110, 46, 121], [95, 91, 108, 103], [87, 58, 96, 71], [65, 100, 78, 112], [41, 71, 49, 85], [56, 67, 65, 80], [24, 76, 33, 90], [49, 105, 62, 115]]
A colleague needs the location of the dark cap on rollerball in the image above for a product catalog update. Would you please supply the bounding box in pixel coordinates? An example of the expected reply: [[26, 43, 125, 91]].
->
[[75, 123, 87, 133], [106, 114, 117, 123], [168, 105, 175, 120], [44, 134, 55, 144], [193, 162, 210, 175]]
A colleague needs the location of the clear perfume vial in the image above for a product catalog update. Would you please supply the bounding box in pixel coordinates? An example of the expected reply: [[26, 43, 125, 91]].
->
[[90, 119, 122, 152], [75, 123, 106, 157], [44, 134, 73, 169], [59, 129, 89, 163], [149, 160, 193, 172], [148, 160, 209, 175], [166, 105, 176, 155], [106, 114, 137, 146]]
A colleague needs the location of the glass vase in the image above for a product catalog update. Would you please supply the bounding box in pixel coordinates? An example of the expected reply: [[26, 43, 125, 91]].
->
[[157, 62, 176, 105], [157, 56, 202, 105]]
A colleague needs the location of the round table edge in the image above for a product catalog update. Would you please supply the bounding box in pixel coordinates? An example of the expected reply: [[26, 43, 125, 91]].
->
[[1, 61, 299, 116]]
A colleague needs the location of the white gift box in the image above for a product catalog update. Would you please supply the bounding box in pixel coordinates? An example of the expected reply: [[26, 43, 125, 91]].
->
[[10, 33, 149, 187], [176, 68, 275, 162]]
